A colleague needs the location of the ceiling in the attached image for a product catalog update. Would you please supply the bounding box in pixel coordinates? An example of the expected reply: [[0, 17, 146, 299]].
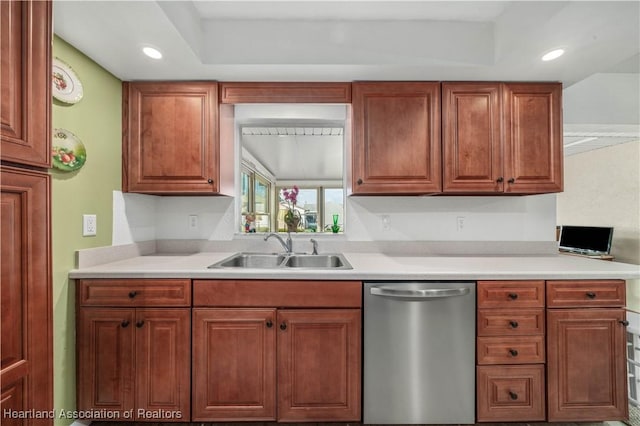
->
[[53, 1, 640, 156]]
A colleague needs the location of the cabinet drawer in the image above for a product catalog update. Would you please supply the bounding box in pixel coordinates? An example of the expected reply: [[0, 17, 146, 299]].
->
[[477, 365, 545, 422], [547, 280, 625, 308], [477, 336, 545, 365], [79, 279, 191, 307], [193, 280, 362, 308], [478, 281, 544, 308], [477, 309, 545, 336]]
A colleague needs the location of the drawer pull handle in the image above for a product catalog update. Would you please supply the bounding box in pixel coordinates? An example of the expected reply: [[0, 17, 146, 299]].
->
[[509, 391, 518, 400], [620, 320, 630, 326], [508, 178, 516, 184], [266, 320, 273, 328], [509, 349, 519, 357], [128, 291, 138, 298], [509, 320, 519, 329], [508, 293, 518, 300], [586, 292, 596, 299], [357, 178, 363, 185], [121, 320, 130, 328], [136, 320, 145, 328], [496, 177, 504, 183], [280, 322, 287, 331]]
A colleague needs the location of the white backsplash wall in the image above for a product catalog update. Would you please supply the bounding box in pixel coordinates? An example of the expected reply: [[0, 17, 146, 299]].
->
[[113, 190, 557, 244]]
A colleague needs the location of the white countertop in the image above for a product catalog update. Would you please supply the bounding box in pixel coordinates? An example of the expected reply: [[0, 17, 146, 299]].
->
[[69, 251, 640, 281]]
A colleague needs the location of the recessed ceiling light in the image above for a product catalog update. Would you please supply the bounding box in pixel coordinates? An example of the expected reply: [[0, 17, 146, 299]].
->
[[142, 46, 162, 60], [542, 49, 565, 62]]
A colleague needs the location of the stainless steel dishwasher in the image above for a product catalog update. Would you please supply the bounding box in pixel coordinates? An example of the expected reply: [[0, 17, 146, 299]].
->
[[364, 281, 476, 424]]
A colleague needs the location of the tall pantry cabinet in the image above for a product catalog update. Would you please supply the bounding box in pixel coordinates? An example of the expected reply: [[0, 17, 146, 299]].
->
[[1, 1, 53, 425]]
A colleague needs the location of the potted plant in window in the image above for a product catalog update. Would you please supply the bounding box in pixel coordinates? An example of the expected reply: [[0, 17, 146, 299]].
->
[[282, 186, 301, 232]]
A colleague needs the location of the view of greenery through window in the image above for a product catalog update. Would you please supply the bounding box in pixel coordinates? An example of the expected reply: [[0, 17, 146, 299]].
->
[[277, 187, 344, 233]]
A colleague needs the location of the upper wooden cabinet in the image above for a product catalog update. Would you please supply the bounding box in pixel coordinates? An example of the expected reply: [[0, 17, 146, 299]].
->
[[123, 82, 220, 194], [443, 82, 563, 194], [0, 0, 52, 168], [351, 82, 441, 194]]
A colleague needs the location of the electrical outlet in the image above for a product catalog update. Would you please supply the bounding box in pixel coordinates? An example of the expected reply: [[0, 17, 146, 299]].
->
[[381, 215, 390, 230], [83, 214, 97, 236], [456, 216, 465, 232], [188, 214, 199, 230]]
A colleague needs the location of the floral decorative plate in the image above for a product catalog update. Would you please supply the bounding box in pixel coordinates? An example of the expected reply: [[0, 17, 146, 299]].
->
[[52, 128, 87, 172], [52, 58, 83, 104]]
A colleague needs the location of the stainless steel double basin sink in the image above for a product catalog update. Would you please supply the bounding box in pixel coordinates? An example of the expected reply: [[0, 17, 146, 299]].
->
[[208, 252, 352, 270]]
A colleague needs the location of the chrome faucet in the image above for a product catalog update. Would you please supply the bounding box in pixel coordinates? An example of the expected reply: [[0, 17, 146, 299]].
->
[[310, 238, 318, 255], [264, 232, 293, 253]]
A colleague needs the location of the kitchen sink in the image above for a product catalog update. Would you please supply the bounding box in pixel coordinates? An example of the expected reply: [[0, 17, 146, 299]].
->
[[208, 252, 352, 270]]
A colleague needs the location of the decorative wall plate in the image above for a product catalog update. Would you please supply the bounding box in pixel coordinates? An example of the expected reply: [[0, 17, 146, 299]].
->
[[52, 58, 83, 104], [52, 128, 87, 171]]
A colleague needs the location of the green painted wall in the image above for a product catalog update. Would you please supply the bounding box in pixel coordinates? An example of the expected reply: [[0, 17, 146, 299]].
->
[[51, 36, 121, 425]]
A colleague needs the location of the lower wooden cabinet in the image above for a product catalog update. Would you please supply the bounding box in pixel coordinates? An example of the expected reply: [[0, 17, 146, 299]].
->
[[192, 307, 361, 422], [78, 308, 190, 420], [547, 308, 628, 421], [77, 279, 191, 422], [477, 365, 546, 421]]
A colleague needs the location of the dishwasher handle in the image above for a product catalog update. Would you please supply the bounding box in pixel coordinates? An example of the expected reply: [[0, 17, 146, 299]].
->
[[370, 285, 471, 299]]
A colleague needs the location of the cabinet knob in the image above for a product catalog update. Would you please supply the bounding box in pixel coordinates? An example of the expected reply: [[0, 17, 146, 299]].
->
[[280, 322, 287, 331], [508, 293, 518, 300], [136, 320, 145, 328], [128, 291, 138, 299], [508, 178, 516, 184], [508, 391, 518, 400], [509, 348, 519, 357], [121, 320, 130, 328], [207, 178, 214, 184], [509, 320, 519, 329], [266, 320, 273, 328], [620, 320, 630, 326], [357, 178, 363, 185], [586, 292, 596, 299], [496, 177, 504, 183]]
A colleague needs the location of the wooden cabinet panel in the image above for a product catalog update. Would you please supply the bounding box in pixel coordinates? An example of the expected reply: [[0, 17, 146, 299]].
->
[[135, 309, 190, 420], [352, 82, 441, 194], [477, 308, 545, 336], [77, 308, 135, 414], [79, 279, 191, 307], [547, 308, 628, 421], [277, 309, 361, 422], [193, 280, 362, 308], [220, 82, 351, 103], [477, 336, 545, 365], [477, 365, 545, 422], [1, 166, 52, 424], [442, 82, 502, 192], [123, 82, 219, 194], [1, 381, 25, 426], [547, 279, 625, 308], [0, 0, 51, 167], [503, 83, 563, 194], [478, 280, 545, 308], [192, 309, 276, 421]]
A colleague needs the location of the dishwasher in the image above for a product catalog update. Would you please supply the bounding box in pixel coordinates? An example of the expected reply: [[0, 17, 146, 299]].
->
[[364, 281, 476, 424]]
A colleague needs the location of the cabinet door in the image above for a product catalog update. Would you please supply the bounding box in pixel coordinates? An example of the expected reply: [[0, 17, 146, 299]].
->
[[547, 308, 628, 421], [135, 309, 190, 421], [352, 82, 441, 194], [503, 83, 563, 194], [192, 308, 276, 421], [1, 166, 52, 425], [0, 0, 51, 167], [442, 83, 503, 193], [277, 309, 361, 421], [77, 308, 135, 414], [123, 82, 219, 194]]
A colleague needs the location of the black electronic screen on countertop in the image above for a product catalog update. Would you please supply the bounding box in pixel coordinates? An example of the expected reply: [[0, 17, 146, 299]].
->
[[559, 225, 614, 255]]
